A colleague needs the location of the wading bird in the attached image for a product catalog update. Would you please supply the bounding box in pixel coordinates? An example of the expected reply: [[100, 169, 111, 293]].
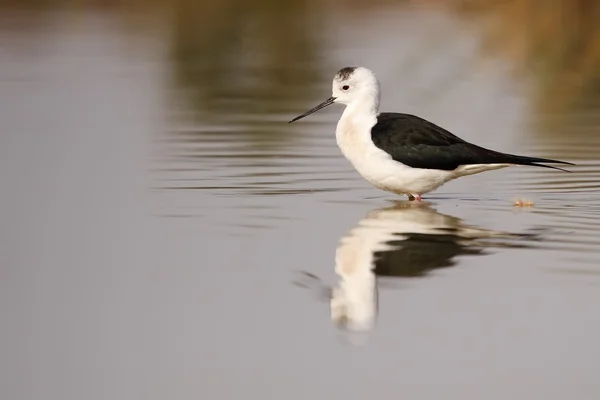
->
[[289, 67, 573, 201]]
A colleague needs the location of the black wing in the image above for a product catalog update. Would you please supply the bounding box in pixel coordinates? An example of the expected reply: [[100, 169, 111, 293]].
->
[[370, 113, 573, 171]]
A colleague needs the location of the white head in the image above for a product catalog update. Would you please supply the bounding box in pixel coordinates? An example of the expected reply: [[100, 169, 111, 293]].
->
[[331, 67, 381, 106], [289, 66, 381, 123]]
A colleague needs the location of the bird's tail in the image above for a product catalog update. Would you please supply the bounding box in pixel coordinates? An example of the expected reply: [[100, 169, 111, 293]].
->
[[501, 154, 575, 172]]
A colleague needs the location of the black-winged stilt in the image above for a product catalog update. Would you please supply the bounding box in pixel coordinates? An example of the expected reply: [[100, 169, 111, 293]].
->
[[289, 67, 573, 201]]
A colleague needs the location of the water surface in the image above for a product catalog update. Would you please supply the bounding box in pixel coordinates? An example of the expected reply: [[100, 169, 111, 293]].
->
[[2, 4, 600, 399]]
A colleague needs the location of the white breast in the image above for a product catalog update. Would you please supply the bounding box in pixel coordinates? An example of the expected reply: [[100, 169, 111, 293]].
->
[[335, 115, 454, 195]]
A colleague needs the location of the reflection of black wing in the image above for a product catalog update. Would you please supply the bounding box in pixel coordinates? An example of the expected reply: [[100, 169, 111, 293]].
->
[[371, 113, 573, 171], [373, 233, 485, 277]]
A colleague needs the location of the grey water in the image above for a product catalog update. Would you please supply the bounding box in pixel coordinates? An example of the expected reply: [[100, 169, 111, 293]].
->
[[2, 4, 600, 400]]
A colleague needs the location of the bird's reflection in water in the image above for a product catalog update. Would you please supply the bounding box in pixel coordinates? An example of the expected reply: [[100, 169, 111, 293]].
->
[[297, 201, 539, 337]]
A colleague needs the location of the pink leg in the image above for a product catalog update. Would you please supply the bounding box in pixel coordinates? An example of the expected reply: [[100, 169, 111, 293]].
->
[[415, 194, 422, 202], [408, 194, 423, 202]]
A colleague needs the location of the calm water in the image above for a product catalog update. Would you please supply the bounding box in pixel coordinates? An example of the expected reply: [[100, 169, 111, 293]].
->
[[2, 5, 600, 399]]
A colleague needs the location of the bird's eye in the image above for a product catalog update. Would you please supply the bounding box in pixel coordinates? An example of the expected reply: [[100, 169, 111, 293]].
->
[[342, 85, 350, 91]]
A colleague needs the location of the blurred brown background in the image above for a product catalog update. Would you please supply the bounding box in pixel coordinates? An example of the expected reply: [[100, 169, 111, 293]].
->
[[2, 2, 600, 400]]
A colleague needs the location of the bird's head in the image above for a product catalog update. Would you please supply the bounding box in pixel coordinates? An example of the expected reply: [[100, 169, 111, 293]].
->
[[289, 66, 381, 123], [331, 66, 380, 105]]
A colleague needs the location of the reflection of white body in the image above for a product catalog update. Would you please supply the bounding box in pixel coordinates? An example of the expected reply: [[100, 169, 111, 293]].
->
[[330, 221, 389, 332], [331, 202, 517, 332]]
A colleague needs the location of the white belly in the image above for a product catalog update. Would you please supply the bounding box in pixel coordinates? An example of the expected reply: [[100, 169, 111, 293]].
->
[[348, 150, 455, 195], [335, 116, 509, 195]]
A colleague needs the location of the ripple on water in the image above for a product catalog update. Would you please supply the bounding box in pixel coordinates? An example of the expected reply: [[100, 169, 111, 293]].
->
[[155, 112, 600, 267], [486, 156, 600, 267], [153, 125, 366, 233]]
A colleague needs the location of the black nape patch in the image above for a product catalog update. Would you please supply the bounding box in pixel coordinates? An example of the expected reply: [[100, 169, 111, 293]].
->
[[336, 67, 357, 80]]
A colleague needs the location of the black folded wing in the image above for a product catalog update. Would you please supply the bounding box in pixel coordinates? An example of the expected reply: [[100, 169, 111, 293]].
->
[[370, 113, 573, 171]]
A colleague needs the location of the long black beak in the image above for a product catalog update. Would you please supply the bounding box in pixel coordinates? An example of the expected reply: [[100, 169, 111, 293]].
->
[[289, 96, 336, 123]]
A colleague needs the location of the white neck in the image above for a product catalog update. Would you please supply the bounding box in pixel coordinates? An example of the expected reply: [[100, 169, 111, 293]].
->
[[341, 92, 380, 122], [336, 92, 380, 147]]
